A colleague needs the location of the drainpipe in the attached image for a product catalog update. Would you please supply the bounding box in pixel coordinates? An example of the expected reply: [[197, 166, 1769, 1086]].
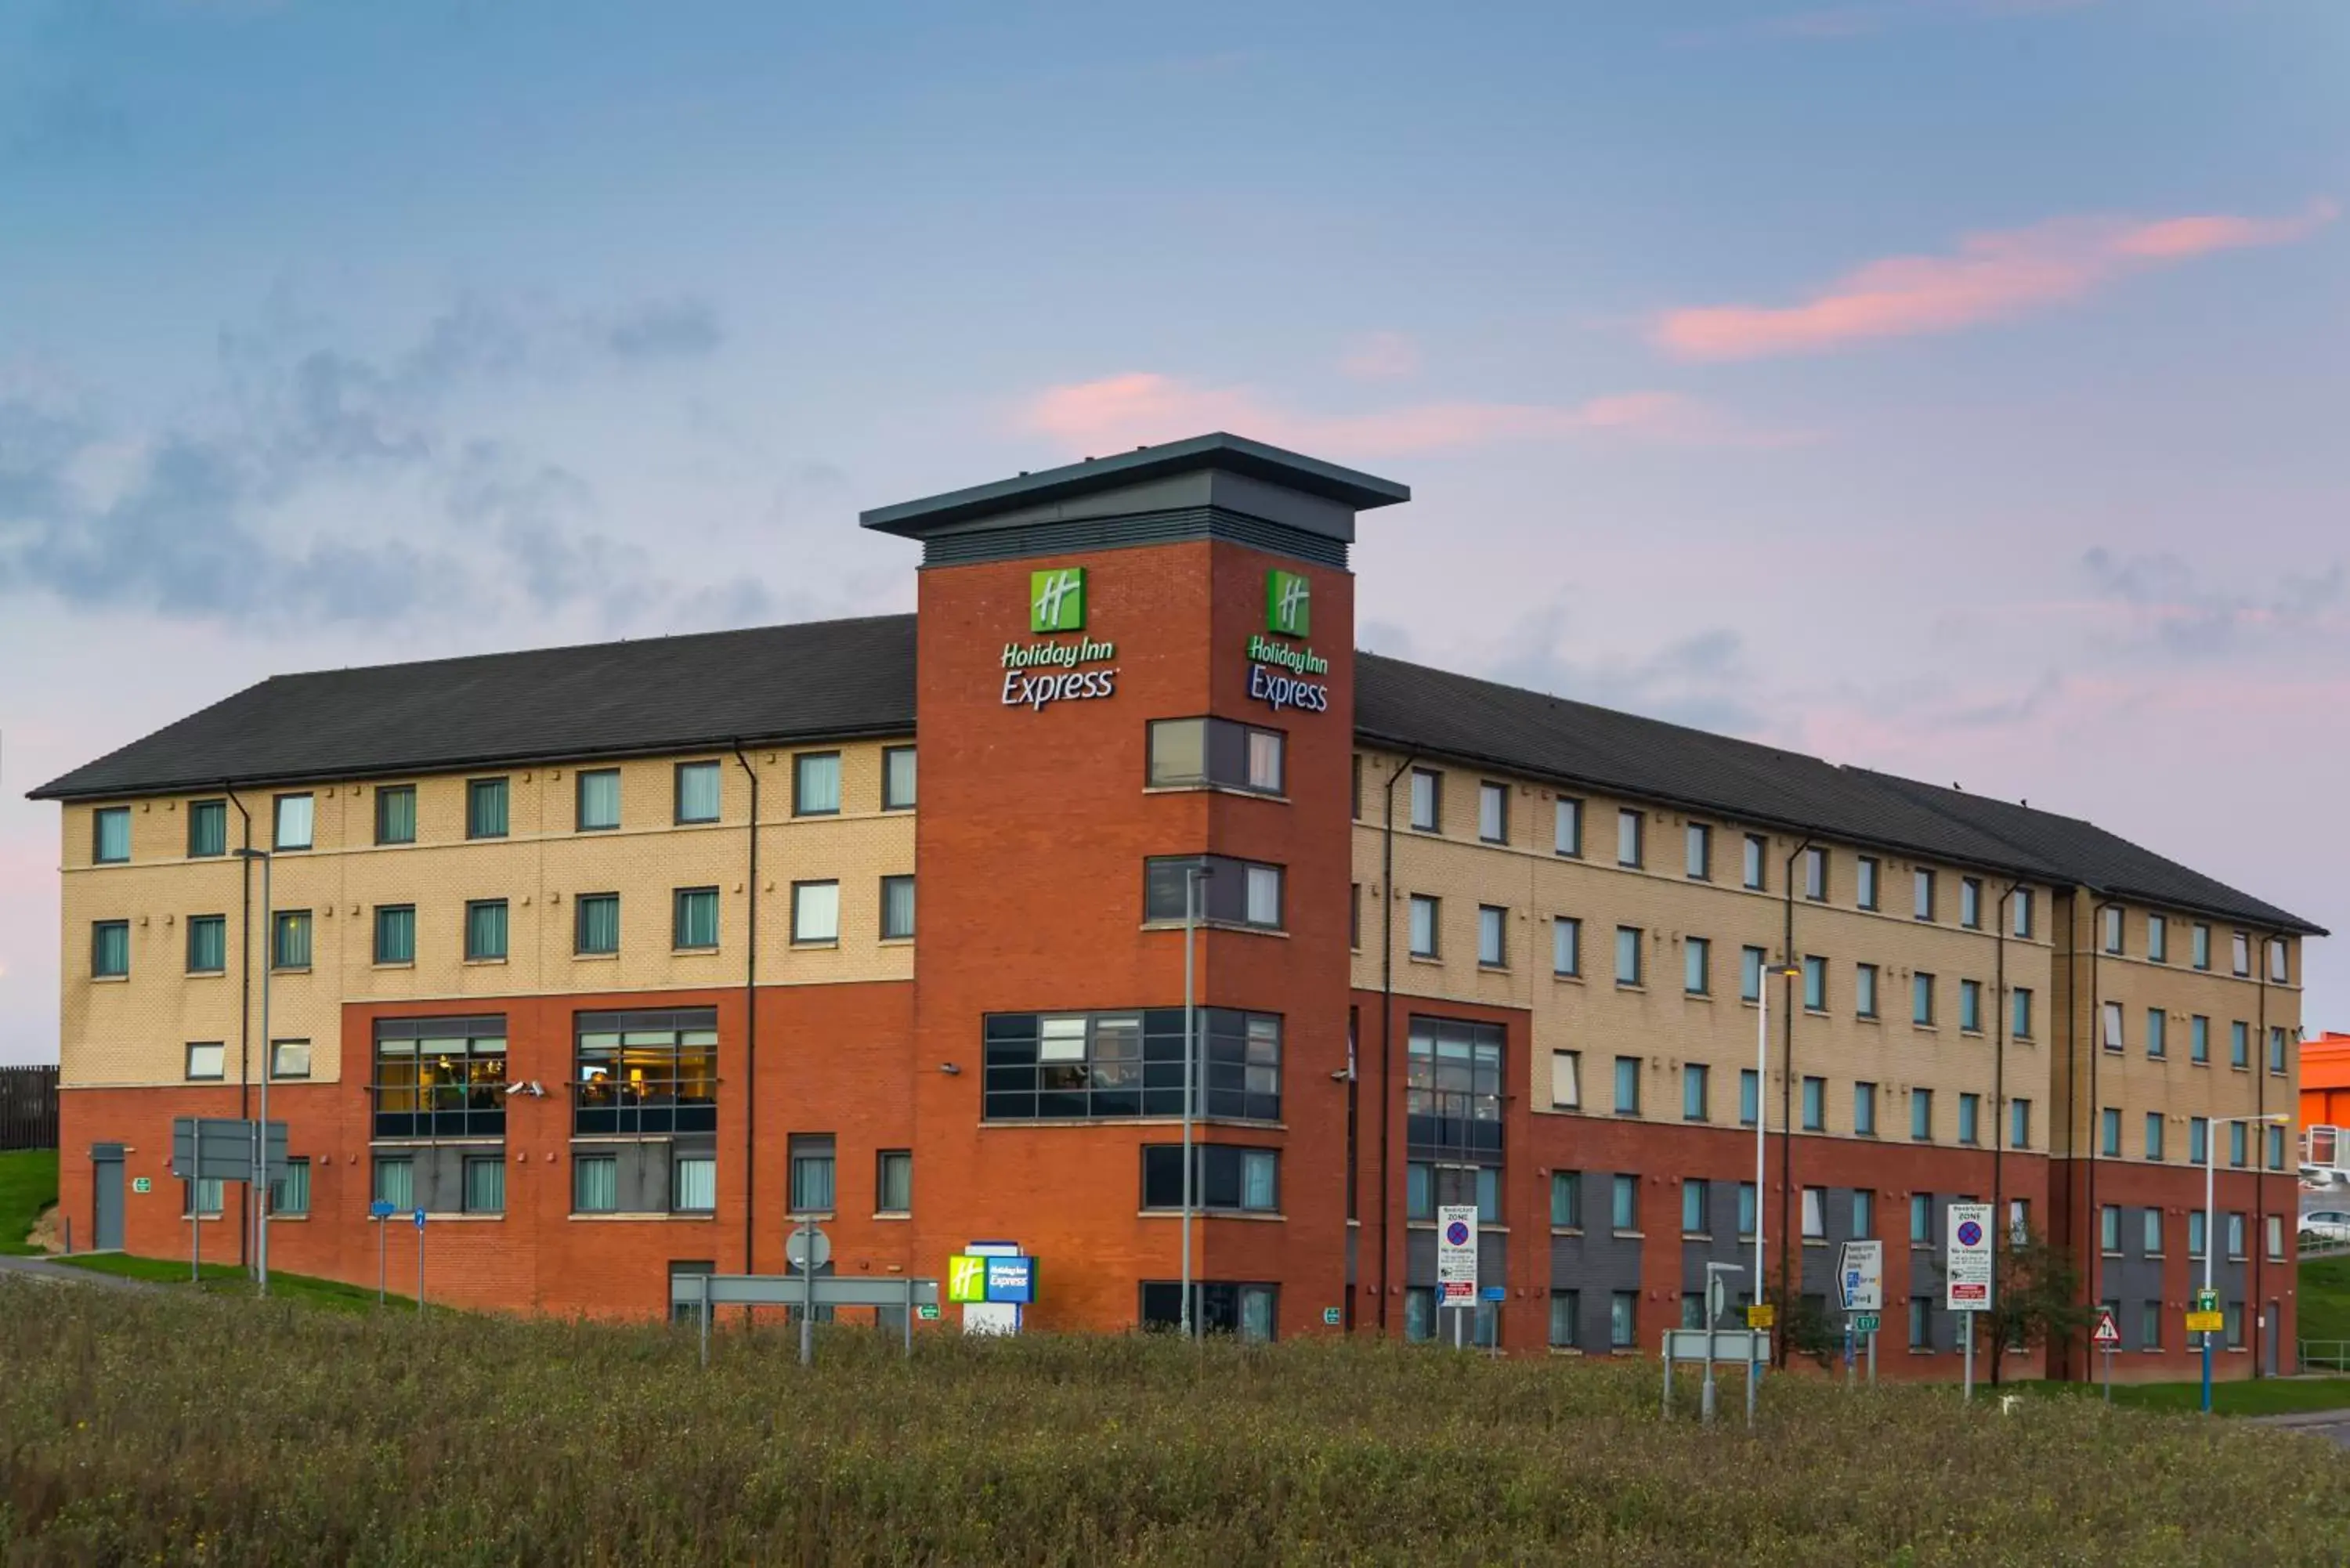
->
[[2254, 933, 2272, 1379], [1376, 752, 1419, 1335], [1777, 836, 1813, 1367], [2084, 896, 2120, 1380], [731, 744, 760, 1277], [1990, 877, 2023, 1386], [225, 784, 252, 1268]]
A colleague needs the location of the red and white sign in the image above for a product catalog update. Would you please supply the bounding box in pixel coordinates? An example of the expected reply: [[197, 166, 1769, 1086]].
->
[[2092, 1306, 2121, 1347], [1944, 1202, 1994, 1311]]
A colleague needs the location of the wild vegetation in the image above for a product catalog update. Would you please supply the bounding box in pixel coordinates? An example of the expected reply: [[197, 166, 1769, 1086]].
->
[[2, 1281, 2345, 1566]]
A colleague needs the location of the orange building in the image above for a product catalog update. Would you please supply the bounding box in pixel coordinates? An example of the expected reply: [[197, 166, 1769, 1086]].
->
[[2300, 1032, 2350, 1152]]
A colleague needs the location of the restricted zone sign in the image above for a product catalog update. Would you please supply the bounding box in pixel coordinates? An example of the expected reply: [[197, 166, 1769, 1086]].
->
[[1945, 1202, 1993, 1311], [1437, 1205, 1478, 1304]]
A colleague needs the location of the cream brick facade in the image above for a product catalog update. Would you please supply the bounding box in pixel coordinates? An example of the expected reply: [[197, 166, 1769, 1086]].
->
[[56, 741, 916, 1089]]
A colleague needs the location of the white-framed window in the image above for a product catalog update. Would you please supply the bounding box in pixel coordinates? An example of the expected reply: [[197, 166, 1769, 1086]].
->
[[1549, 1050, 1581, 1111], [1477, 905, 1507, 967], [791, 880, 841, 944], [1553, 797, 1583, 857], [273, 792, 314, 851], [1553, 917, 1582, 977], [1408, 895, 1440, 958]]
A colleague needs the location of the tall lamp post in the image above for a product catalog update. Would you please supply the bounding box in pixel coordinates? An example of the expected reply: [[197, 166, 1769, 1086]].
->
[[232, 847, 273, 1296], [2204, 1111, 2290, 1412]]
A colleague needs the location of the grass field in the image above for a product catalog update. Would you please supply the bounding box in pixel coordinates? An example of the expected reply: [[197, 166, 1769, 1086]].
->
[[52, 1251, 416, 1313], [0, 1147, 58, 1254], [2297, 1253, 2350, 1347], [4, 1282, 2348, 1566], [2031, 1372, 2350, 1416]]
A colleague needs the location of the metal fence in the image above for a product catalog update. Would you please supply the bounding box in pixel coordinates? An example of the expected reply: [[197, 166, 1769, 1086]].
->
[[0, 1066, 59, 1151], [2300, 1341, 2350, 1375]]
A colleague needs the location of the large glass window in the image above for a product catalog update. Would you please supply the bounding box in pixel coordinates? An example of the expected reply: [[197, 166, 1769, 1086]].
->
[[374, 1156, 414, 1212], [273, 793, 313, 851], [985, 1008, 1282, 1122], [186, 914, 226, 974], [573, 1008, 718, 1136], [788, 881, 837, 945], [575, 894, 620, 956], [674, 761, 722, 824], [577, 768, 621, 831], [188, 798, 228, 858], [794, 752, 842, 817], [465, 899, 509, 961], [674, 1154, 718, 1213], [1141, 1281, 1278, 1342], [1142, 1145, 1279, 1212], [270, 1158, 310, 1217], [374, 904, 416, 965], [1143, 855, 1283, 930], [882, 746, 918, 810], [467, 777, 509, 840], [1407, 1017, 1506, 1160], [375, 785, 417, 846], [372, 1016, 508, 1139], [185, 1042, 225, 1080], [574, 1155, 618, 1213], [271, 1039, 311, 1080]]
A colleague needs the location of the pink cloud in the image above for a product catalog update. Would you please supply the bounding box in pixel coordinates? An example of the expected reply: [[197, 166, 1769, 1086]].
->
[[1337, 331, 1422, 381], [1019, 374, 1802, 458], [1654, 200, 2337, 361]]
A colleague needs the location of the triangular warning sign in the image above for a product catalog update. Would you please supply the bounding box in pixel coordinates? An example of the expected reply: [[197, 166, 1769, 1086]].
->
[[2092, 1307, 2121, 1346]]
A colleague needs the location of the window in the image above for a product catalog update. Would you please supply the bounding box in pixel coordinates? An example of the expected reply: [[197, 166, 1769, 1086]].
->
[[1744, 834, 1767, 890], [986, 1008, 1282, 1123], [466, 778, 508, 840], [2012, 988, 2034, 1039], [1404, 1288, 1435, 1342], [465, 899, 509, 962], [1911, 1088, 1933, 1141], [1959, 980, 1982, 1033], [2192, 923, 2211, 970], [1615, 927, 1643, 988], [2008, 1198, 2030, 1245], [2226, 1212, 2245, 1259], [1351, 757, 1361, 820], [269, 1158, 309, 1218], [2270, 938, 2290, 983], [1477, 905, 1507, 967], [1550, 1170, 1582, 1227], [2102, 905, 2124, 955], [186, 914, 226, 974], [1614, 1056, 1641, 1115], [882, 745, 918, 809], [1478, 782, 1508, 843], [1802, 846, 1826, 901], [1909, 1296, 1931, 1350], [1802, 1187, 1826, 1239], [573, 1156, 618, 1213], [183, 1176, 226, 1218], [794, 752, 843, 817], [1683, 1063, 1709, 1122], [271, 909, 312, 970], [880, 876, 916, 941], [363, 903, 412, 965], [2100, 1107, 2121, 1157], [678, 886, 725, 948], [1912, 972, 1936, 1026], [1800, 1077, 1824, 1131], [2147, 914, 2167, 963], [788, 882, 836, 945], [188, 798, 228, 858], [1616, 809, 1643, 868], [185, 1041, 225, 1081], [1611, 1174, 1639, 1232], [573, 894, 620, 956], [2099, 1205, 2121, 1253], [1350, 884, 1361, 949], [2012, 1099, 2031, 1150], [1610, 1292, 1637, 1349], [84, 806, 132, 866], [1683, 937, 1710, 995], [2189, 1116, 2209, 1165], [2230, 1021, 2250, 1070], [678, 1157, 721, 1215], [2141, 1301, 2162, 1350], [1686, 822, 1712, 880], [1554, 797, 1583, 856], [2268, 1213, 2286, 1259], [272, 793, 313, 851], [2269, 1028, 2290, 1077], [674, 761, 722, 824], [90, 919, 130, 979], [1133, 857, 1285, 930], [2101, 1002, 2124, 1053], [1147, 719, 1282, 795], [1407, 1162, 1433, 1221], [1549, 1050, 1581, 1110], [1856, 963, 1879, 1019], [1549, 1290, 1579, 1349], [1960, 877, 1982, 930], [1739, 1068, 1759, 1128], [1741, 945, 1765, 1003], [1408, 768, 1441, 831], [1853, 1188, 1875, 1237], [2229, 1121, 2247, 1168], [372, 1016, 507, 1140], [573, 1009, 717, 1136], [2191, 1016, 2211, 1064], [1683, 1178, 1709, 1235], [1680, 1292, 1706, 1330], [462, 1155, 505, 1215], [1856, 856, 1880, 909], [2146, 1009, 2167, 1059], [2143, 1208, 2164, 1255], [1802, 956, 1826, 1012], [1911, 1193, 1932, 1244], [1855, 1081, 1878, 1136], [669, 1261, 718, 1324], [2012, 889, 2034, 939], [2231, 930, 2250, 977], [1958, 1093, 1979, 1146], [270, 1039, 311, 1080], [877, 1150, 913, 1213], [2269, 1124, 2287, 1171], [1143, 1145, 1279, 1213], [789, 1135, 836, 1212], [1738, 1182, 1759, 1237], [373, 1156, 414, 1212], [1408, 896, 1440, 958], [1552, 917, 1582, 977], [576, 768, 621, 831], [374, 785, 417, 846], [2189, 1211, 2207, 1258]]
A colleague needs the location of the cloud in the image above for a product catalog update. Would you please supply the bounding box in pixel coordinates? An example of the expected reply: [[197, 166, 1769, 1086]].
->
[[1338, 331, 1421, 381], [1653, 200, 2337, 360], [1475, 601, 1763, 735], [1019, 373, 1803, 458], [2077, 547, 2345, 658]]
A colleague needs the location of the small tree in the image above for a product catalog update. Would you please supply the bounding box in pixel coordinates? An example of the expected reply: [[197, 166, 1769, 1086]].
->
[[1765, 1283, 1842, 1370], [1937, 1226, 2098, 1385]]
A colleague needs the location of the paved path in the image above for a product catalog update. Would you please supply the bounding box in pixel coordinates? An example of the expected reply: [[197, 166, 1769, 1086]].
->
[[2251, 1409, 2350, 1449], [0, 1254, 157, 1292]]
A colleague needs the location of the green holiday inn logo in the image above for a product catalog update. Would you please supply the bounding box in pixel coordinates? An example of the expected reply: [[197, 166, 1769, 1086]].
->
[[1267, 569, 1311, 638], [1031, 567, 1086, 633]]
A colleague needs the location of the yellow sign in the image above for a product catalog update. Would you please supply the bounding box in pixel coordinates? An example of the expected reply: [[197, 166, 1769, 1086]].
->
[[1746, 1304, 1777, 1329], [2186, 1310, 2225, 1334], [947, 1255, 988, 1304]]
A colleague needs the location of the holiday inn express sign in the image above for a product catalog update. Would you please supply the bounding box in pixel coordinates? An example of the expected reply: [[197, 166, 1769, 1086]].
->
[[1003, 567, 1119, 710], [1247, 568, 1332, 714]]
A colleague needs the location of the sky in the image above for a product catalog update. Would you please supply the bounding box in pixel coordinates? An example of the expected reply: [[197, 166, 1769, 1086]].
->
[[1, 0, 2344, 1062]]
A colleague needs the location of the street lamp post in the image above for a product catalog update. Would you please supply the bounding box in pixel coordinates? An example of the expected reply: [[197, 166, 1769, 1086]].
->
[[2205, 1111, 2290, 1412], [233, 847, 272, 1296]]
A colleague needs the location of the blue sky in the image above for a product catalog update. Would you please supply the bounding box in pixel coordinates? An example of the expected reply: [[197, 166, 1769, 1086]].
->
[[2, 0, 2345, 1060]]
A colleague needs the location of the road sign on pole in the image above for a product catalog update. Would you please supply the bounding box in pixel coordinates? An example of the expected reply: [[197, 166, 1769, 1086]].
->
[[1437, 1204, 1478, 1347], [1945, 1201, 1993, 1402], [2092, 1306, 2121, 1347], [1837, 1237, 1884, 1313]]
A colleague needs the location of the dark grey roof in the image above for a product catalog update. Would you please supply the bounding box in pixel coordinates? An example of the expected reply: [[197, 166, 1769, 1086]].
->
[[28, 616, 918, 801], [30, 613, 2319, 936]]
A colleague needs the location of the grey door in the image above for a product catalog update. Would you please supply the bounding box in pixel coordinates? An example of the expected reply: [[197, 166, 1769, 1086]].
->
[[92, 1144, 125, 1251]]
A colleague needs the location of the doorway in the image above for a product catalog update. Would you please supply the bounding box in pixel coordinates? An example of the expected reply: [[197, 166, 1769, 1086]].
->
[[91, 1143, 125, 1251]]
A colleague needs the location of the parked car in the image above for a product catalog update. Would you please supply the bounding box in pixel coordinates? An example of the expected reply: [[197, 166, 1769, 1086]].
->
[[2301, 1209, 2350, 1245]]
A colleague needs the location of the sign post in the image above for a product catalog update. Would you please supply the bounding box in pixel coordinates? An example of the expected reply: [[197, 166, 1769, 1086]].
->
[[2093, 1305, 2122, 1401], [1838, 1237, 1885, 1391], [1944, 1202, 1993, 1402], [2189, 1288, 2223, 1411], [369, 1199, 395, 1303], [1436, 1205, 1478, 1349], [786, 1221, 833, 1367]]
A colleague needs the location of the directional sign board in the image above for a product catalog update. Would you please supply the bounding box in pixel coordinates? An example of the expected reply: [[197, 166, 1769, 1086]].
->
[[1837, 1237, 1884, 1313], [2093, 1306, 2121, 1347], [1436, 1204, 1479, 1304], [1944, 1201, 1994, 1312], [1852, 1313, 1881, 1335], [169, 1117, 288, 1183]]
